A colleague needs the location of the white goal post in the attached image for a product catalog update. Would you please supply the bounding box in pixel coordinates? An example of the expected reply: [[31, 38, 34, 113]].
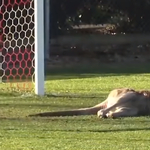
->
[[34, 0, 45, 96]]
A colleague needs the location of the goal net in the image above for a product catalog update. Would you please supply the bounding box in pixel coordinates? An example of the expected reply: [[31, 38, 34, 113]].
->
[[0, 0, 44, 95]]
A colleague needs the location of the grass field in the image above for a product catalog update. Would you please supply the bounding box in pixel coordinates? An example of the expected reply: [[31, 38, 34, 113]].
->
[[1, 63, 150, 150]]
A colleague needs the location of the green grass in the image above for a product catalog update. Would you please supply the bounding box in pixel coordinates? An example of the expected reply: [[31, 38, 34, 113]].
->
[[1, 63, 150, 150]]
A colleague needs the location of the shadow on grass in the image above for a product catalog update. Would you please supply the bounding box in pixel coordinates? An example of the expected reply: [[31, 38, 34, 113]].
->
[[46, 93, 105, 98], [45, 62, 150, 81], [1, 123, 150, 133], [38, 127, 150, 133], [89, 127, 150, 133]]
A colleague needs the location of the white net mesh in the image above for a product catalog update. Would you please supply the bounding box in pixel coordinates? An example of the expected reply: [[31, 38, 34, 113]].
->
[[0, 0, 35, 91]]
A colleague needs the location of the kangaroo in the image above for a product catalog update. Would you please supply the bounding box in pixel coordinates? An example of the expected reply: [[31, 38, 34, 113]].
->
[[29, 88, 150, 118]]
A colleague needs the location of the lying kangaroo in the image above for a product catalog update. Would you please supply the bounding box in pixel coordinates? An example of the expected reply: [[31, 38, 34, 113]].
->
[[29, 88, 150, 118]]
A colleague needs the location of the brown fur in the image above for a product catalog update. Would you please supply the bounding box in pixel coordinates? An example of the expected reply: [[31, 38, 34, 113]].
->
[[29, 88, 150, 118], [137, 90, 150, 97]]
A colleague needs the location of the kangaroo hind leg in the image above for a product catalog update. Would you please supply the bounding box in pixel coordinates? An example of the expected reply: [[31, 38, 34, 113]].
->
[[106, 107, 138, 118]]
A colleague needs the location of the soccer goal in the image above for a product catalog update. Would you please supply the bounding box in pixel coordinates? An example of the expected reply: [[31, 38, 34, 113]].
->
[[0, 0, 45, 95]]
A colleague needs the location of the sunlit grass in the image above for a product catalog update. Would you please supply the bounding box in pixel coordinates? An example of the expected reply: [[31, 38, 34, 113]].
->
[[0, 63, 150, 150]]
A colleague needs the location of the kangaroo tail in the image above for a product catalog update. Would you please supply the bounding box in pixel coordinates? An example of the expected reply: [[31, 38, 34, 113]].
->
[[28, 101, 107, 117]]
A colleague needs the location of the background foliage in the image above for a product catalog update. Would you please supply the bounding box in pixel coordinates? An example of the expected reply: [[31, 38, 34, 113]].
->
[[50, 0, 150, 38]]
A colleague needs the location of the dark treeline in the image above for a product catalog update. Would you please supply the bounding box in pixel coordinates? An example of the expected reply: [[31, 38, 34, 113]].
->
[[50, 0, 150, 38]]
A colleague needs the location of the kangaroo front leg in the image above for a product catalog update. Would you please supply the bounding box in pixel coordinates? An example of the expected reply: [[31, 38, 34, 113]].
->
[[106, 107, 138, 118]]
